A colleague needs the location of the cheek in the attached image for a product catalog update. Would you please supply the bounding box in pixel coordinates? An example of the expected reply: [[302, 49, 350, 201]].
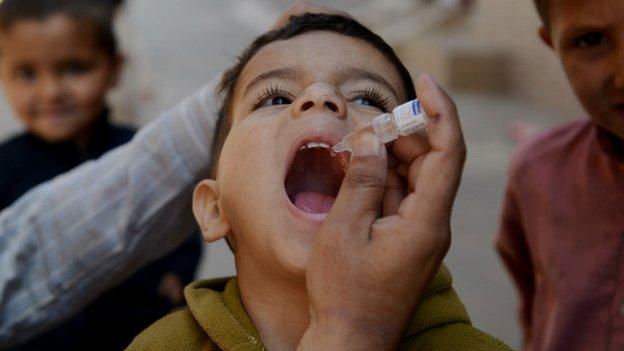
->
[[221, 128, 266, 176], [66, 70, 111, 109], [563, 56, 608, 108], [218, 121, 277, 206], [3, 82, 35, 120]]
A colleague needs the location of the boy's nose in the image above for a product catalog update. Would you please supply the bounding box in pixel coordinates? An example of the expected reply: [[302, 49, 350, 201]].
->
[[38, 75, 64, 101], [291, 83, 346, 120]]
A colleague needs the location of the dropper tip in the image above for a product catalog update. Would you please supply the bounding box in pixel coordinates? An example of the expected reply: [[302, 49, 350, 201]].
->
[[331, 141, 350, 155]]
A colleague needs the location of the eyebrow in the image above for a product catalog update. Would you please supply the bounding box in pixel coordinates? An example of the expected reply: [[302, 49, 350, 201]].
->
[[243, 67, 304, 96], [336, 67, 400, 99]]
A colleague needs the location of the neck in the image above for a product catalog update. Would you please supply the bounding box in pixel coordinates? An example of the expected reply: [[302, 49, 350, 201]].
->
[[74, 107, 109, 152], [237, 258, 310, 351]]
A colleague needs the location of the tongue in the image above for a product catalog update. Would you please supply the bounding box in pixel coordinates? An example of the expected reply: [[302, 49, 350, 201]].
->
[[293, 191, 335, 214]]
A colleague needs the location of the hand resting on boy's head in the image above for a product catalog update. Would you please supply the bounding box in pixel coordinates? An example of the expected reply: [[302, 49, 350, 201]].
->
[[300, 74, 466, 350]]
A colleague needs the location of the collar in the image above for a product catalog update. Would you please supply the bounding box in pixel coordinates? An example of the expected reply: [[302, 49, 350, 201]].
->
[[185, 278, 265, 350], [184, 265, 466, 349]]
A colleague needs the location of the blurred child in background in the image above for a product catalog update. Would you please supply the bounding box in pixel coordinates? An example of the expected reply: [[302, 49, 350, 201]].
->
[[497, 0, 624, 350], [0, 0, 201, 349]]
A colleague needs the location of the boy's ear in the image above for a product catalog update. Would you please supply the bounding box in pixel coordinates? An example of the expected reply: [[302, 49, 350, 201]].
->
[[539, 26, 554, 49], [192, 179, 230, 242]]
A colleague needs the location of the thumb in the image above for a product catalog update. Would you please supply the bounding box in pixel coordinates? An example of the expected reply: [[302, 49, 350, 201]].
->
[[326, 132, 387, 238]]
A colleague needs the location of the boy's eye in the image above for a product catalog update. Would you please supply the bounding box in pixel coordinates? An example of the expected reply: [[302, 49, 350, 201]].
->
[[575, 32, 607, 48], [353, 97, 382, 109], [15, 67, 36, 82], [252, 86, 293, 110], [262, 96, 292, 107], [350, 88, 389, 112]]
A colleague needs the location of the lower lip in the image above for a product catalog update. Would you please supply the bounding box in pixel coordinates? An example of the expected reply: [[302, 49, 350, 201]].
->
[[284, 192, 329, 225]]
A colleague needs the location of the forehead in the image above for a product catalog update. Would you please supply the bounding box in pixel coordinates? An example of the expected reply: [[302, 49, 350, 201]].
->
[[550, 0, 624, 33], [0, 14, 101, 60], [236, 31, 405, 99]]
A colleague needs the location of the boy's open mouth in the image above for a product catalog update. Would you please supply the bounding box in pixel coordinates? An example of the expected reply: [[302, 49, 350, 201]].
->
[[285, 141, 346, 215]]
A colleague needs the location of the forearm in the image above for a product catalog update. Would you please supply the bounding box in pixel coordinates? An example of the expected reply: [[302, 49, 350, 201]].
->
[[0, 81, 219, 346]]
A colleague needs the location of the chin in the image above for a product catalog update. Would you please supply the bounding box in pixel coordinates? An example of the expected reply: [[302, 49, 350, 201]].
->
[[35, 129, 77, 143]]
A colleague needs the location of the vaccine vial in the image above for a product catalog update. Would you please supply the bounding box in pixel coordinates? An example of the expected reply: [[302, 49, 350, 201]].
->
[[332, 99, 429, 154]]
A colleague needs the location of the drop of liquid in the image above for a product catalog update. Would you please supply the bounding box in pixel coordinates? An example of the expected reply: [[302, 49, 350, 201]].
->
[[329, 149, 337, 157]]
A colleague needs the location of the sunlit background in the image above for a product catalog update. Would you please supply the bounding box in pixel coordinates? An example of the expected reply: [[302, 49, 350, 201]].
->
[[0, 1, 586, 348]]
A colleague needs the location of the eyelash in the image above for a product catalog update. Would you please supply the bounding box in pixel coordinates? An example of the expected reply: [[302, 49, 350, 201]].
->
[[251, 85, 293, 111], [350, 87, 390, 112], [250, 85, 391, 112]]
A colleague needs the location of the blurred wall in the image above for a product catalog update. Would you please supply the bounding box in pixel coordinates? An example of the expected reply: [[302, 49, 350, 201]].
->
[[470, 0, 583, 118], [0, 93, 20, 140], [394, 0, 583, 121]]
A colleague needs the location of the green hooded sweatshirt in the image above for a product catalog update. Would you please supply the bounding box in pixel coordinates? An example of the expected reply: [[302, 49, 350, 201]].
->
[[127, 265, 511, 350]]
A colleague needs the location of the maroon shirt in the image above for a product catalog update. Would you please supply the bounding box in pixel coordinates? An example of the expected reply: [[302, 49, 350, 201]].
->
[[497, 119, 624, 351]]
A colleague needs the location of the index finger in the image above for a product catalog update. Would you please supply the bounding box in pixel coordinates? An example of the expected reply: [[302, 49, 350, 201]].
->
[[390, 129, 430, 166], [324, 133, 387, 242], [397, 74, 466, 223]]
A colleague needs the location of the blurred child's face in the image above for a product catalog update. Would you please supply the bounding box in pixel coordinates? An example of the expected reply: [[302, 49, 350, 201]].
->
[[0, 14, 120, 143], [542, 0, 624, 140], [201, 31, 406, 278]]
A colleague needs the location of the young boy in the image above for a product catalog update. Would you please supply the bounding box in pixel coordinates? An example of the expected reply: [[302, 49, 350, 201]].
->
[[496, 0, 624, 350], [128, 14, 511, 350], [0, 0, 200, 349]]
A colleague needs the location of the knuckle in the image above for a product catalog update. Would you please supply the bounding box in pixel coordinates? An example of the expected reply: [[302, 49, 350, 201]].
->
[[343, 170, 385, 191], [438, 99, 456, 117], [344, 156, 385, 190]]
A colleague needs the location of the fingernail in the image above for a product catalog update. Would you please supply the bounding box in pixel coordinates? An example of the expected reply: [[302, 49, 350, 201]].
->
[[354, 133, 382, 156]]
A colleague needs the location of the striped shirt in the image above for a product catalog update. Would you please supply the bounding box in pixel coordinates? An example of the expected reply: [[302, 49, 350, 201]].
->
[[0, 80, 219, 347]]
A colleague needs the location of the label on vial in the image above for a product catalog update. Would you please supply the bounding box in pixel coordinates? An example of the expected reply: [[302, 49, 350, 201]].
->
[[394, 100, 427, 136]]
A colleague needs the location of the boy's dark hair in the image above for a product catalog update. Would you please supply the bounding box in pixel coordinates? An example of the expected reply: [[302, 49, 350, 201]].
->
[[209, 13, 417, 173], [0, 0, 124, 57], [532, 0, 550, 28]]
